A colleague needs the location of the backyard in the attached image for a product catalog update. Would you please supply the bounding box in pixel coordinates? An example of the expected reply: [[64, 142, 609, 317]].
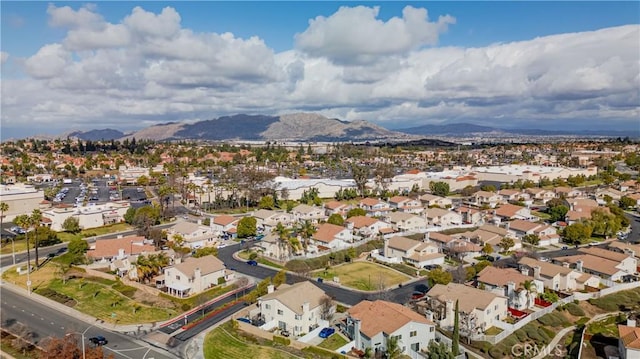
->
[[313, 261, 410, 291]]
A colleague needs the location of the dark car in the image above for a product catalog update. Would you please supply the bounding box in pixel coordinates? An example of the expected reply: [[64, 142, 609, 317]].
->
[[88, 336, 108, 346], [411, 291, 425, 300], [246, 260, 258, 266], [319, 327, 335, 338]]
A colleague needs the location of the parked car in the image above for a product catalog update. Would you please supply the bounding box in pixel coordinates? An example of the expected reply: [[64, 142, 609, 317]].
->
[[246, 260, 258, 266], [236, 317, 252, 324], [562, 246, 568, 250], [318, 327, 335, 338], [88, 336, 108, 346], [411, 291, 425, 300], [280, 329, 290, 337]]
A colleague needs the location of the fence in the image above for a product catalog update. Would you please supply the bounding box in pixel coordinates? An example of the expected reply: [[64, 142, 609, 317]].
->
[[473, 280, 640, 344]]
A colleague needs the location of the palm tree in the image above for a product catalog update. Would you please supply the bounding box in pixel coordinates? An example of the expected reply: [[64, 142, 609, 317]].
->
[[521, 280, 538, 309], [385, 335, 402, 359], [0, 202, 8, 244], [13, 214, 31, 272], [297, 220, 316, 252], [29, 209, 42, 267], [272, 222, 291, 260]]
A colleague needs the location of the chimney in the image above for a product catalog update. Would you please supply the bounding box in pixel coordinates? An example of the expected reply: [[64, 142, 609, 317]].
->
[[576, 260, 583, 272], [425, 312, 434, 322], [506, 281, 515, 297], [353, 318, 362, 349], [533, 266, 541, 280], [267, 284, 275, 294], [562, 262, 570, 268], [346, 221, 354, 230], [383, 237, 390, 257], [520, 267, 529, 276], [195, 267, 201, 279], [118, 248, 125, 259], [445, 300, 454, 323], [627, 318, 637, 327], [302, 302, 309, 313], [424, 232, 430, 242]]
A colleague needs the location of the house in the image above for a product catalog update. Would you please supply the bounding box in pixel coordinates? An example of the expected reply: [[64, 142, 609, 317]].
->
[[291, 204, 326, 224], [494, 204, 532, 221], [419, 193, 453, 208], [425, 232, 454, 248], [254, 232, 290, 260], [346, 300, 435, 356], [345, 216, 390, 238], [324, 201, 351, 217], [388, 196, 424, 214], [565, 205, 607, 224], [526, 188, 556, 203], [518, 257, 587, 291], [476, 266, 543, 310], [595, 187, 624, 202], [424, 208, 462, 227], [252, 209, 293, 230], [164, 255, 232, 297], [498, 189, 527, 203], [457, 224, 521, 252], [385, 212, 427, 233], [579, 247, 638, 275], [607, 242, 640, 262], [211, 215, 238, 237], [383, 236, 445, 268], [87, 235, 157, 262], [456, 206, 484, 225], [618, 322, 640, 359], [554, 186, 583, 198], [253, 281, 334, 337], [473, 191, 502, 208], [421, 283, 508, 334], [311, 223, 353, 249], [507, 220, 559, 246], [358, 198, 392, 217], [166, 221, 217, 249], [446, 239, 483, 260]]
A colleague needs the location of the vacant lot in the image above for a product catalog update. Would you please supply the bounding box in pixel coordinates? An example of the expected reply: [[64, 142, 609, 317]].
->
[[204, 322, 297, 359], [313, 261, 410, 291]]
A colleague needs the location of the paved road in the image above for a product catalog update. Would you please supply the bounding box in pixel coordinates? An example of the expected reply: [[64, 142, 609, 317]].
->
[[1, 287, 173, 359], [217, 241, 430, 306]]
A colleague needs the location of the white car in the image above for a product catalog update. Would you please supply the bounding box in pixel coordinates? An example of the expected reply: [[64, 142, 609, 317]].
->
[[217, 243, 228, 249]]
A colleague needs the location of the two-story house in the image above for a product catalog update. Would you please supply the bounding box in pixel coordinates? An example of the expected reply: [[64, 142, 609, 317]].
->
[[385, 212, 427, 233], [166, 221, 217, 249], [424, 208, 462, 227], [358, 198, 392, 217], [618, 322, 640, 359], [311, 223, 353, 250], [388, 196, 424, 214], [87, 235, 157, 262], [345, 216, 391, 239], [525, 188, 556, 203], [164, 255, 232, 297], [476, 266, 543, 310], [383, 236, 445, 268], [324, 201, 351, 217], [254, 281, 334, 336], [494, 204, 533, 221], [420, 283, 508, 334], [518, 257, 593, 291], [507, 219, 559, 246], [211, 215, 238, 238], [419, 194, 453, 208], [291, 204, 326, 224], [253, 209, 293, 231], [456, 206, 484, 225], [473, 191, 502, 208], [346, 300, 436, 356]]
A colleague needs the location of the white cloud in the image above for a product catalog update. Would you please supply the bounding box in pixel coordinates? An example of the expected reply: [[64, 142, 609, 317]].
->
[[2, 4, 639, 135], [295, 5, 455, 64]]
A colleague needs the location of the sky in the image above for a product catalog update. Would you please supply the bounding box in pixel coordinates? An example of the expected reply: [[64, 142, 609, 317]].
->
[[1, 1, 639, 139]]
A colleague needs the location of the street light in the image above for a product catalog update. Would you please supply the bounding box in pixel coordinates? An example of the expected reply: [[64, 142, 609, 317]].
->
[[80, 323, 95, 359]]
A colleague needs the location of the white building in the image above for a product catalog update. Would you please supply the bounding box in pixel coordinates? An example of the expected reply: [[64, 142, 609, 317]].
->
[[166, 221, 218, 249], [0, 184, 45, 221], [42, 201, 130, 231], [164, 255, 232, 297], [253, 281, 334, 336], [347, 300, 436, 356], [273, 177, 357, 199]]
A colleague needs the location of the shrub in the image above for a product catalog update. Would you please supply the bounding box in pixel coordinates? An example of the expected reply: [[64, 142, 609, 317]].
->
[[272, 335, 290, 346], [181, 303, 191, 311], [489, 346, 504, 359], [565, 303, 585, 316], [514, 329, 528, 342], [217, 277, 226, 285]]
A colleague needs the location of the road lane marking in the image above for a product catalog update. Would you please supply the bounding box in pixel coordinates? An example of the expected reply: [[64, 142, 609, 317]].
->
[[105, 347, 135, 359]]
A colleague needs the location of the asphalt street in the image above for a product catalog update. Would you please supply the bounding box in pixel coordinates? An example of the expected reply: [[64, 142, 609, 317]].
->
[[217, 241, 431, 306], [1, 287, 174, 359]]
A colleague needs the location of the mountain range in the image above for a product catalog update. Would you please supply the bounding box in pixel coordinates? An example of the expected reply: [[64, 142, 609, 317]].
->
[[51, 114, 636, 142]]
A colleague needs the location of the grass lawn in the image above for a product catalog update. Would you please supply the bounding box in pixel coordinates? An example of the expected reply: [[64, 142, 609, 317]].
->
[[318, 334, 348, 350], [586, 315, 626, 337], [314, 262, 410, 291], [203, 322, 298, 359], [484, 327, 503, 336], [532, 210, 551, 220], [160, 285, 237, 310], [0, 238, 34, 255]]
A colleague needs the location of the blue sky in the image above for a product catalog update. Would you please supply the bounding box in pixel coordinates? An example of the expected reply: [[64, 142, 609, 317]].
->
[[1, 1, 639, 138]]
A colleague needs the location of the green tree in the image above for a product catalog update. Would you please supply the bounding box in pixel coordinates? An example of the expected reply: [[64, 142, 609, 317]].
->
[[62, 217, 81, 233], [523, 234, 540, 246], [563, 222, 593, 244], [619, 196, 637, 209], [67, 238, 89, 264], [272, 270, 287, 288], [192, 247, 218, 258], [0, 202, 8, 244], [480, 184, 496, 192], [123, 207, 136, 225], [548, 205, 569, 223], [498, 237, 515, 252], [385, 335, 402, 359], [429, 181, 450, 197], [427, 268, 452, 287], [297, 220, 316, 250], [258, 195, 275, 209], [327, 213, 345, 226], [482, 243, 493, 255], [427, 340, 454, 359], [452, 300, 460, 356], [237, 216, 257, 238], [346, 207, 366, 218], [351, 164, 370, 197], [14, 214, 32, 271]]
